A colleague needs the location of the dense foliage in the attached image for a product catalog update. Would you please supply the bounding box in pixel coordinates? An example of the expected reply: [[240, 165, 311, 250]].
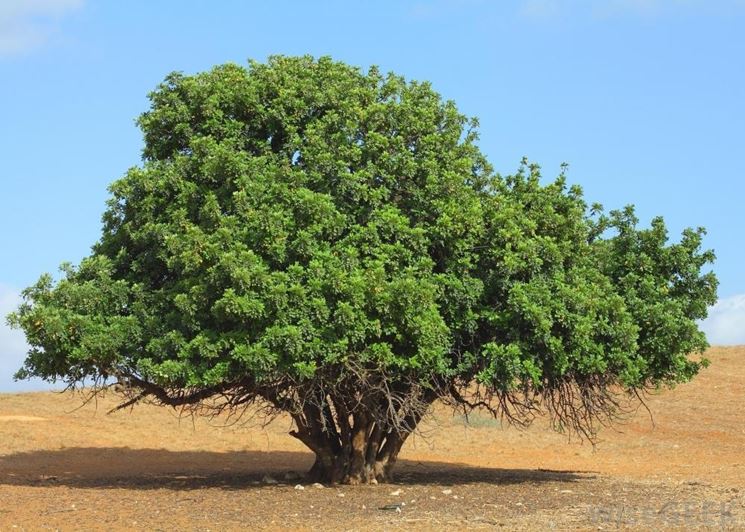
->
[[8, 56, 717, 483]]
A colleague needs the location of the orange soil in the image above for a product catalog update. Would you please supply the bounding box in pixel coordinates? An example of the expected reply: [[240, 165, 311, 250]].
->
[[1, 346, 743, 530]]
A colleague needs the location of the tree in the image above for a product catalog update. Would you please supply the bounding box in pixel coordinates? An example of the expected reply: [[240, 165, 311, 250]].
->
[[7, 56, 718, 484]]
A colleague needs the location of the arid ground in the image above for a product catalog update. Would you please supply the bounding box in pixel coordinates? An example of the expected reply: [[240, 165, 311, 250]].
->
[[1, 346, 743, 530]]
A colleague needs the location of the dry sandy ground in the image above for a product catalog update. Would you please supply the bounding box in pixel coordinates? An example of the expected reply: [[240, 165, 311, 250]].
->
[[1, 346, 743, 531]]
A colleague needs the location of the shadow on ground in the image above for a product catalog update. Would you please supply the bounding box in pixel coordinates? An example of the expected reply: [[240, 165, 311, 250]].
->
[[0, 447, 595, 489]]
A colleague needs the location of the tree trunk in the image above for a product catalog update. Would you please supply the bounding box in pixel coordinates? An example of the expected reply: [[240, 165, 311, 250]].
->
[[302, 429, 406, 484], [285, 391, 434, 484], [290, 409, 423, 484]]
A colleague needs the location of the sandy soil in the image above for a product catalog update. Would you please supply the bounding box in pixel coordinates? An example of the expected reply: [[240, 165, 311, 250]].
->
[[1, 346, 743, 530]]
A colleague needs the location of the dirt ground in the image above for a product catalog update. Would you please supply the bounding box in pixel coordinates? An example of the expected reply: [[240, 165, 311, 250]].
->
[[1, 346, 743, 531]]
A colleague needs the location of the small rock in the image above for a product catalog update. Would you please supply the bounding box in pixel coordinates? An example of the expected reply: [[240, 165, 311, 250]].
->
[[337, 492, 345, 497], [379, 504, 402, 512], [515, 502, 523, 506], [294, 484, 305, 490], [441, 489, 452, 495], [312, 482, 324, 489], [559, 490, 573, 494], [390, 489, 402, 496]]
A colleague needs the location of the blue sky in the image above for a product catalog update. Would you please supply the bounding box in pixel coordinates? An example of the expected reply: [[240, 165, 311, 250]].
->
[[1, 0, 743, 390]]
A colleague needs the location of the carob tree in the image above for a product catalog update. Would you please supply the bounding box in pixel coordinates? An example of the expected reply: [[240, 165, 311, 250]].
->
[[8, 56, 717, 484]]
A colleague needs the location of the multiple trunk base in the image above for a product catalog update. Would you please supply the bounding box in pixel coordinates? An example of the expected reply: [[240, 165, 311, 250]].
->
[[306, 453, 394, 485], [290, 417, 412, 484], [281, 389, 434, 484], [294, 430, 407, 484]]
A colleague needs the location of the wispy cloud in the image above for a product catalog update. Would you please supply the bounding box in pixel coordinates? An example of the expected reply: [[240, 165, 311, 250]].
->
[[700, 293, 745, 346], [0, 0, 83, 57]]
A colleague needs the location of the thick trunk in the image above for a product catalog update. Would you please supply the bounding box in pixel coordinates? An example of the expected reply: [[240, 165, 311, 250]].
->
[[290, 414, 412, 484], [303, 430, 405, 484], [285, 390, 434, 484]]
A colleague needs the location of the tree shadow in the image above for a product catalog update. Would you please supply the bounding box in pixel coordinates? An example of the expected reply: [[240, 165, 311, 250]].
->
[[0, 447, 595, 490]]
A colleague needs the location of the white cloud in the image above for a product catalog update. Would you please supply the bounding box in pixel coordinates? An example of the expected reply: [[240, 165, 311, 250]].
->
[[700, 293, 745, 346], [0, 0, 83, 56], [0, 285, 55, 391]]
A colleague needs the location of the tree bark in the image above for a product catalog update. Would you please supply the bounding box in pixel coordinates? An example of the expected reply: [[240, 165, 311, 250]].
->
[[294, 422, 414, 484], [286, 391, 435, 484], [303, 442, 402, 484]]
